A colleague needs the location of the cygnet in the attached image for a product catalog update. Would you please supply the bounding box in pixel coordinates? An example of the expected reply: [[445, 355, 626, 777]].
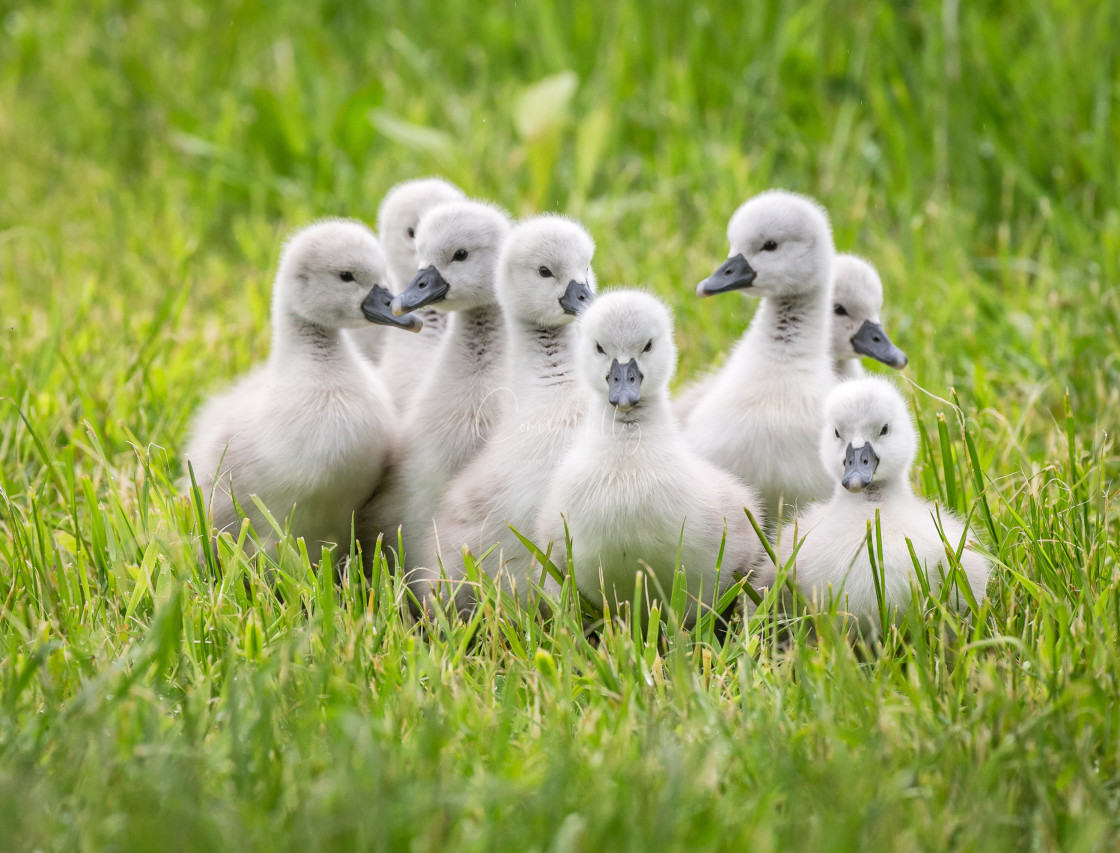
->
[[184, 219, 418, 556], [777, 377, 991, 637], [830, 254, 907, 380], [418, 215, 597, 608], [357, 178, 466, 406], [538, 290, 767, 627], [685, 190, 838, 520], [357, 200, 512, 571]]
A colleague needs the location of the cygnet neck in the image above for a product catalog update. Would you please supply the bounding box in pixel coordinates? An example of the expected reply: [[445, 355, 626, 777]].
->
[[510, 319, 577, 388], [749, 274, 833, 363], [444, 302, 506, 371], [270, 306, 351, 367]]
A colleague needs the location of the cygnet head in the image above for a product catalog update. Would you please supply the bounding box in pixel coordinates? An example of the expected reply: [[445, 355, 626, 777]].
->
[[831, 254, 908, 369], [696, 190, 833, 301], [377, 178, 466, 290], [392, 201, 511, 316], [497, 215, 597, 327], [275, 219, 422, 332], [578, 290, 676, 413], [821, 377, 916, 494]]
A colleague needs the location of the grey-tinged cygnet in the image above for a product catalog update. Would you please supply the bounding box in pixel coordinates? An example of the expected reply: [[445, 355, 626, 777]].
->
[[417, 216, 597, 609], [357, 178, 467, 405], [777, 377, 991, 637], [685, 190, 837, 520], [183, 219, 419, 556], [830, 254, 907, 380], [357, 200, 512, 571], [537, 290, 767, 627]]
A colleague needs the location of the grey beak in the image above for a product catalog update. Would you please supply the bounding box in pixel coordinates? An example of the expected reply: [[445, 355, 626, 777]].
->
[[391, 265, 450, 316], [608, 358, 642, 411], [851, 320, 908, 369], [362, 285, 424, 332], [842, 442, 880, 492], [696, 253, 757, 297], [559, 279, 595, 316]]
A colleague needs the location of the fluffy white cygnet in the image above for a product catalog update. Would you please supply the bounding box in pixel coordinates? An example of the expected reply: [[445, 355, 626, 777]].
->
[[417, 216, 598, 608], [361, 178, 467, 404], [358, 200, 512, 571], [538, 290, 767, 627], [672, 251, 909, 421], [183, 219, 417, 555], [777, 377, 991, 637], [685, 190, 838, 520], [830, 254, 907, 380]]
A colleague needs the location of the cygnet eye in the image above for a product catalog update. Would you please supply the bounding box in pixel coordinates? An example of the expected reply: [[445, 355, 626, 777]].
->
[[762, 240, 778, 251], [880, 424, 889, 436], [643, 339, 653, 353], [453, 249, 469, 262], [595, 343, 604, 354], [834, 304, 849, 317], [340, 271, 355, 282], [407, 227, 415, 239], [538, 266, 554, 278], [834, 427, 841, 439]]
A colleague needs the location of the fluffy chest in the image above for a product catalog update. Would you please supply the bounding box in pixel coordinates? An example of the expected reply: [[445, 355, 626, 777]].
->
[[689, 360, 833, 505], [703, 360, 830, 444], [560, 435, 687, 547], [261, 382, 389, 489], [790, 498, 948, 610], [561, 457, 696, 600]]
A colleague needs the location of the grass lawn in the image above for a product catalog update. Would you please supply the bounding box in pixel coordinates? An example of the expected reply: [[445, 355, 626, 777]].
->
[[2, 0, 1119, 849]]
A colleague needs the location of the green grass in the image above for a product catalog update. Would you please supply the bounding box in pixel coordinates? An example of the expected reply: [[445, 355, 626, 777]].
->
[[2, 0, 1119, 849]]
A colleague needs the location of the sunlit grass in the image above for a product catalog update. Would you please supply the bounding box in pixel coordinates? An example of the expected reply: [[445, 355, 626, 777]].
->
[[2, 0, 1119, 849]]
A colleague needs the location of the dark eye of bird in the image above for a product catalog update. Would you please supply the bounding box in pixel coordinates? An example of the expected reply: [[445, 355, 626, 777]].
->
[[595, 343, 604, 354], [643, 339, 652, 353], [407, 227, 415, 239], [880, 424, 889, 436], [834, 304, 848, 316], [340, 271, 355, 282], [538, 266, 553, 278], [834, 428, 841, 439], [762, 240, 778, 251], [453, 249, 469, 261]]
